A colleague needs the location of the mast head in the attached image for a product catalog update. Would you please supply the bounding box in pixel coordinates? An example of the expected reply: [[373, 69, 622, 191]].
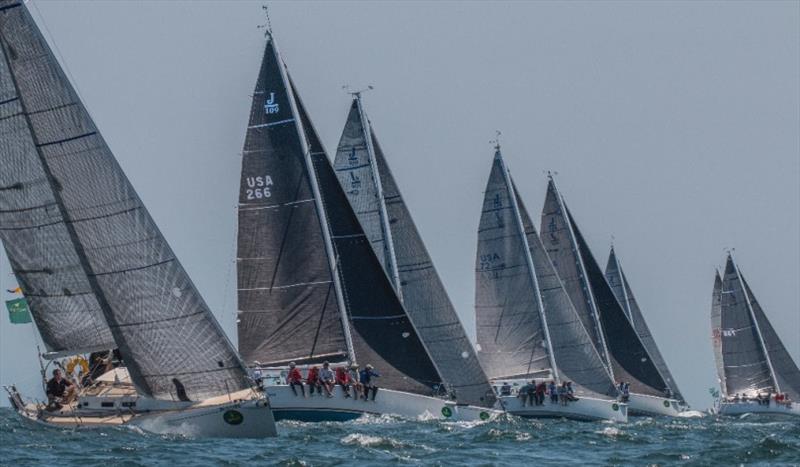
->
[[342, 85, 374, 100], [258, 4, 273, 38], [490, 130, 502, 157]]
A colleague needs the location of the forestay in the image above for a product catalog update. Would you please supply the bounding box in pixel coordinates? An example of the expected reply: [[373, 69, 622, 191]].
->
[[541, 180, 669, 397], [606, 247, 684, 401], [0, 2, 250, 401], [476, 152, 614, 396], [334, 97, 495, 407], [237, 33, 444, 396]]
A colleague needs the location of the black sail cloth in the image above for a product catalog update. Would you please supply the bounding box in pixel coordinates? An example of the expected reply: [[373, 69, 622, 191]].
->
[[0, 1, 250, 401], [237, 35, 443, 396]]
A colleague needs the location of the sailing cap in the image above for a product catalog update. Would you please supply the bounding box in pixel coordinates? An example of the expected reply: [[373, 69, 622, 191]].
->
[[289, 361, 296, 368]]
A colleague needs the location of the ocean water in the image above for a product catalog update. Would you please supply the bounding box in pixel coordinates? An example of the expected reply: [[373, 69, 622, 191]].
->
[[0, 408, 798, 466]]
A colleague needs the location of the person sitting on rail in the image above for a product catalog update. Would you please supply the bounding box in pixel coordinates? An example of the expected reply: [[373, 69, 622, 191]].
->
[[287, 361, 306, 397], [335, 366, 351, 398], [306, 365, 322, 396], [348, 364, 363, 400], [499, 382, 512, 397], [565, 382, 578, 402], [359, 364, 381, 401], [46, 369, 76, 410], [319, 361, 335, 398]]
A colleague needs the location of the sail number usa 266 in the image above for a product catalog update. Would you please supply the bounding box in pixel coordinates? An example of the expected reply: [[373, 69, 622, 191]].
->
[[246, 175, 273, 200]]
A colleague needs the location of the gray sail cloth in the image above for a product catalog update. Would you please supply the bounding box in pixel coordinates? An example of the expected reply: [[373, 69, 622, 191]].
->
[[605, 247, 684, 401], [717, 257, 774, 397], [476, 153, 615, 397], [0, 2, 250, 401], [237, 34, 444, 397], [0, 24, 115, 356], [711, 272, 726, 395], [236, 35, 347, 367], [541, 180, 669, 397], [334, 99, 496, 407], [744, 278, 800, 400]]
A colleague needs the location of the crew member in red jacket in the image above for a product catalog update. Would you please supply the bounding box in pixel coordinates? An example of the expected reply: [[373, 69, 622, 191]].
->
[[287, 361, 305, 397], [335, 366, 351, 398]]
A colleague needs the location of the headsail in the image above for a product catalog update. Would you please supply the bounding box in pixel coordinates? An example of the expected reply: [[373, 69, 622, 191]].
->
[[605, 247, 683, 400], [541, 179, 669, 397], [333, 97, 495, 407], [237, 34, 444, 396], [0, 2, 250, 401], [476, 151, 615, 396]]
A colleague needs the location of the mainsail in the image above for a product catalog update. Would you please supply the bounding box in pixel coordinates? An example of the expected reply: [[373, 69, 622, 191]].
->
[[540, 179, 669, 397], [714, 255, 800, 399], [0, 2, 250, 401], [333, 96, 495, 407], [605, 247, 683, 400], [475, 150, 614, 396], [237, 33, 444, 396]]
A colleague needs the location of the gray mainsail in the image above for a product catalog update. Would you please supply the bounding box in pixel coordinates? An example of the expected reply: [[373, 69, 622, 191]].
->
[[333, 97, 495, 407], [475, 151, 615, 396], [237, 33, 444, 396], [605, 247, 684, 400], [0, 2, 250, 401], [541, 179, 669, 397], [0, 3, 114, 357], [716, 255, 774, 397]]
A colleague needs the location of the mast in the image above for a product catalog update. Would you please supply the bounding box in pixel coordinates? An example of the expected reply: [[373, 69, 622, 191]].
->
[[498, 147, 559, 382], [731, 252, 780, 394], [611, 246, 636, 330], [549, 175, 614, 381], [354, 93, 403, 302], [271, 33, 356, 363]]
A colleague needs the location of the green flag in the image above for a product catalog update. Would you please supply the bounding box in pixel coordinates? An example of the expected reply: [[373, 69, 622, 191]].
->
[[6, 298, 32, 324]]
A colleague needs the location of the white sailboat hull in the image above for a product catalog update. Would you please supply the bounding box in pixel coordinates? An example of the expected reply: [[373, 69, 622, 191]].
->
[[498, 394, 627, 422], [627, 392, 685, 417], [265, 384, 499, 422], [718, 400, 800, 418], [4, 385, 277, 438]]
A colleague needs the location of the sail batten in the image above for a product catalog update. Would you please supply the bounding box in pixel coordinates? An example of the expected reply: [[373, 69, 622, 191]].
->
[[333, 97, 495, 407], [1, 2, 250, 401]]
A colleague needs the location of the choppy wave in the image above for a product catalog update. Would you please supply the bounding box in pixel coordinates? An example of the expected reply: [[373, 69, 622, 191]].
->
[[1, 408, 798, 465]]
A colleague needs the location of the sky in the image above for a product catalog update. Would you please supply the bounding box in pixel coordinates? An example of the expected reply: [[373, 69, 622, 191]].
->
[[1, 1, 798, 410]]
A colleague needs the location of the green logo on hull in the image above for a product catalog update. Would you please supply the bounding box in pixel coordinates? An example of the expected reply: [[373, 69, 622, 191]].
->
[[223, 409, 244, 425], [441, 406, 453, 418], [612, 403, 619, 411], [479, 411, 490, 421], [663, 400, 671, 408]]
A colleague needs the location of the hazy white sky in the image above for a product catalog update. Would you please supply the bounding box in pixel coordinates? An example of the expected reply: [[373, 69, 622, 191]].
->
[[1, 1, 798, 409]]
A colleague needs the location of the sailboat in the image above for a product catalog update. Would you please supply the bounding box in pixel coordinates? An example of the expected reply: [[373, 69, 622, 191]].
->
[[332, 93, 499, 413], [605, 246, 685, 404], [235, 31, 494, 422], [711, 254, 800, 417], [540, 177, 683, 416], [0, 1, 276, 437], [474, 147, 626, 422]]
